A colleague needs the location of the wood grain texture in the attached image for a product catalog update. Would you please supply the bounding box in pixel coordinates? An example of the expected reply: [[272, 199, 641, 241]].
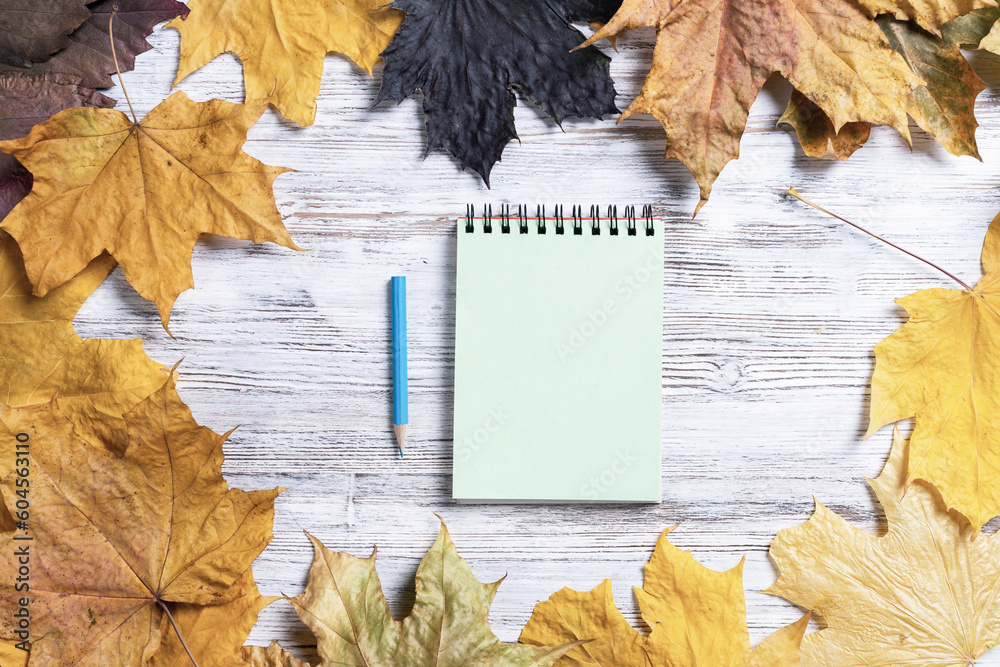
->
[[62, 21, 1000, 663]]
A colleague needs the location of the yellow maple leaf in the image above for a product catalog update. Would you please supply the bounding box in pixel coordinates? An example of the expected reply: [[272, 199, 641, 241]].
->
[[767, 429, 1000, 665], [578, 0, 923, 212], [0, 231, 167, 447], [0, 640, 27, 667], [865, 212, 1000, 532], [167, 0, 404, 126], [0, 92, 300, 330], [149, 569, 277, 667], [519, 525, 808, 666]]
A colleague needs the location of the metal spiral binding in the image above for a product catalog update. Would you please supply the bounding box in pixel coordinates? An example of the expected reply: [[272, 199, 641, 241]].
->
[[463, 204, 655, 235]]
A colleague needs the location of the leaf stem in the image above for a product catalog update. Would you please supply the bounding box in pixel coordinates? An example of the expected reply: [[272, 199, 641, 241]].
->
[[787, 187, 973, 291], [156, 599, 201, 667], [108, 7, 138, 124]]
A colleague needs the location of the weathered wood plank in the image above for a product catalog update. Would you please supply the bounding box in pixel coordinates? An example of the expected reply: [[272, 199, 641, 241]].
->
[[62, 22, 1000, 663]]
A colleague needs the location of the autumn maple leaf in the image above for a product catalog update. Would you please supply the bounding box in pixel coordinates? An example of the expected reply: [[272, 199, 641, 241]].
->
[[373, 0, 620, 185], [767, 429, 1000, 665], [168, 0, 403, 126], [862, 210, 1000, 533], [0, 230, 168, 449], [149, 569, 277, 667], [782, 8, 999, 162], [579, 0, 940, 211], [519, 525, 808, 666], [0, 0, 90, 68], [260, 519, 579, 666], [0, 0, 190, 88], [0, 92, 301, 330], [0, 377, 281, 666], [0, 73, 114, 220]]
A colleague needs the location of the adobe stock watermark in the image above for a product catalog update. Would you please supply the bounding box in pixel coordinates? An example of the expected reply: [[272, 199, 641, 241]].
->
[[456, 407, 509, 461], [556, 245, 660, 361], [12, 431, 31, 652], [580, 449, 637, 500]]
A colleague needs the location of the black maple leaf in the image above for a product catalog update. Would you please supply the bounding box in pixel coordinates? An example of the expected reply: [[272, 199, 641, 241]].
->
[[374, 0, 621, 184]]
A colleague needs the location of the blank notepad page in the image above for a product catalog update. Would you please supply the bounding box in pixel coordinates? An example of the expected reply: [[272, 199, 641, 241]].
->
[[453, 214, 663, 502]]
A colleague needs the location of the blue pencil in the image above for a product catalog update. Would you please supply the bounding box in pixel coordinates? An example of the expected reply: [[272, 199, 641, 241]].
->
[[391, 276, 408, 456]]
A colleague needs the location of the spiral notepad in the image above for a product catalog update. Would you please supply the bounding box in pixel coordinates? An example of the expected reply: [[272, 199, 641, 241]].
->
[[454, 205, 663, 502]]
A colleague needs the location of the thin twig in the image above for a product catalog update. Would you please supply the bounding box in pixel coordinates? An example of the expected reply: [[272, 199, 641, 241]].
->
[[787, 187, 973, 291], [156, 599, 200, 667], [108, 7, 138, 124]]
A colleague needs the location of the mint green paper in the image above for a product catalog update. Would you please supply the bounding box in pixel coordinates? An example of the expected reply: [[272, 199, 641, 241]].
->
[[454, 218, 663, 502]]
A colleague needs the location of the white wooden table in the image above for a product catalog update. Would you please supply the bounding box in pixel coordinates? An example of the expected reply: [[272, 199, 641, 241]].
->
[[71, 22, 1000, 663]]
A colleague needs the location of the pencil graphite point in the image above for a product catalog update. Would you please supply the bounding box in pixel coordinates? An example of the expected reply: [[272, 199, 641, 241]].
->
[[394, 423, 408, 456]]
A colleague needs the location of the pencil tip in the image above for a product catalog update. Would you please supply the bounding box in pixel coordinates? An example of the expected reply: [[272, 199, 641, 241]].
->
[[394, 423, 408, 455]]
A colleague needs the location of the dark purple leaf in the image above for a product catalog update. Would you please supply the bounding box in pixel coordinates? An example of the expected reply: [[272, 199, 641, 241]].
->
[[0, 0, 189, 88], [0, 73, 114, 220], [0, 0, 90, 68], [374, 0, 621, 185]]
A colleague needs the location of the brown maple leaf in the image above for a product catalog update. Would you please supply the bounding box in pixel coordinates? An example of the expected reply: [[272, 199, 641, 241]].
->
[[579, 0, 928, 212], [0, 92, 301, 330], [0, 0, 90, 68], [0, 377, 281, 666]]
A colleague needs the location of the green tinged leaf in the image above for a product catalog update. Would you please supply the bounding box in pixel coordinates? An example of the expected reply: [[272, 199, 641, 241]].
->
[[286, 519, 578, 666], [784, 8, 1000, 160]]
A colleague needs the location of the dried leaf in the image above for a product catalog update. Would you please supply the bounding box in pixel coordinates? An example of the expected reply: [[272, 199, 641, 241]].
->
[[859, 0, 995, 35], [779, 90, 870, 161], [168, 0, 403, 127], [241, 642, 311, 667], [782, 8, 1000, 162], [150, 569, 277, 667], [0, 641, 27, 667], [0, 92, 300, 329], [0, 73, 114, 220], [0, 0, 190, 89], [970, 7, 1000, 53], [0, 378, 281, 666], [865, 212, 1000, 532], [289, 519, 578, 666], [519, 526, 808, 666], [580, 0, 921, 212], [373, 0, 619, 185], [767, 429, 1000, 665], [0, 230, 168, 448], [878, 11, 993, 159], [0, 0, 89, 68]]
